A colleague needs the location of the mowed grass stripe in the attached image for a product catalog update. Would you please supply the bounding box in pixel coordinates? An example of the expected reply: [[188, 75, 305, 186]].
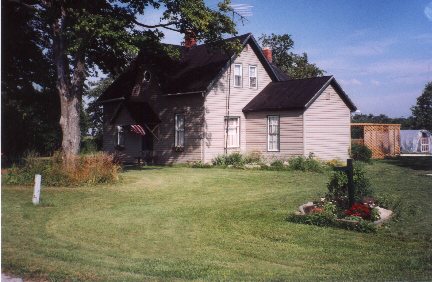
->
[[2, 161, 431, 281]]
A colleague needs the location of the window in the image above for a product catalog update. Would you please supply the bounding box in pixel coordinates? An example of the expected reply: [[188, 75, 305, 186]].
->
[[225, 117, 240, 148], [234, 64, 242, 87], [142, 70, 151, 83], [249, 65, 257, 88], [421, 136, 429, 153], [175, 114, 185, 147], [116, 125, 125, 147], [267, 116, 280, 151]]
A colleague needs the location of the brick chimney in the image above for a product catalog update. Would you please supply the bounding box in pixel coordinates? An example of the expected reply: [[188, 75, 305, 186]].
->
[[262, 47, 272, 63], [184, 30, 197, 48]]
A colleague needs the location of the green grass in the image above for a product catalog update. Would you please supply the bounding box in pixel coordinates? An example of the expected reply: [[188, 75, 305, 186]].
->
[[2, 159, 432, 281]]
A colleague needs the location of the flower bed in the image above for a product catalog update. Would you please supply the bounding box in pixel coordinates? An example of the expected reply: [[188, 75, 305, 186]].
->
[[289, 199, 393, 233], [287, 162, 393, 233]]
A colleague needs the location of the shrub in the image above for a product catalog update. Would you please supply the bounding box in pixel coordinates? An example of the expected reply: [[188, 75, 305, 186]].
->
[[80, 137, 99, 154], [353, 162, 374, 201], [287, 156, 325, 172], [326, 162, 374, 206], [2, 152, 120, 187], [351, 144, 372, 162], [189, 161, 212, 168], [270, 159, 285, 170], [212, 152, 245, 167], [243, 151, 262, 164], [325, 159, 345, 168]]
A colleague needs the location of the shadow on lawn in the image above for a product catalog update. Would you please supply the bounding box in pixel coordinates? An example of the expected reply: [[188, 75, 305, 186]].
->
[[382, 156, 432, 171], [122, 165, 165, 172]]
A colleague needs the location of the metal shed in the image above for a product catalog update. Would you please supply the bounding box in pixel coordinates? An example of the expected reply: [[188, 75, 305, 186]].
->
[[400, 130, 431, 154]]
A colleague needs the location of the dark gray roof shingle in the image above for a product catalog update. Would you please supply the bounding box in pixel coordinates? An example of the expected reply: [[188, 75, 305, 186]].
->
[[243, 76, 357, 112], [98, 33, 273, 102]]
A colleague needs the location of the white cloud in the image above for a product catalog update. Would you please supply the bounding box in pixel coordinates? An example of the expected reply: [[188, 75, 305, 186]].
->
[[425, 1, 432, 21]]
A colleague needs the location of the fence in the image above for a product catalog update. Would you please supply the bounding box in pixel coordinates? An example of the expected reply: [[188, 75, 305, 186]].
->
[[351, 123, 401, 159]]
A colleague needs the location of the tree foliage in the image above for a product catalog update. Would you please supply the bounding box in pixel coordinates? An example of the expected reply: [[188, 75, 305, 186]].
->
[[411, 82, 432, 131], [1, 1, 61, 162], [4, 0, 240, 162], [259, 33, 325, 79]]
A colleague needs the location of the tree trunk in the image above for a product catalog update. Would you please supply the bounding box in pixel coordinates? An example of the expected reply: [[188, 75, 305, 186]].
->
[[51, 3, 85, 165], [59, 93, 81, 159]]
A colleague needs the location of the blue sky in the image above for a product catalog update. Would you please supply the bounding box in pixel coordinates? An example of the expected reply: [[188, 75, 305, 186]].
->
[[143, 0, 432, 117]]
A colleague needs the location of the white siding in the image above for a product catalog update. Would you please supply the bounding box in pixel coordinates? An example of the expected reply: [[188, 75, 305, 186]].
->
[[204, 43, 272, 162], [245, 111, 304, 160], [304, 84, 351, 161]]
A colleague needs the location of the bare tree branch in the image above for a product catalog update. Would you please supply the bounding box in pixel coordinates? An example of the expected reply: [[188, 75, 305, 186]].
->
[[132, 19, 181, 32], [7, 0, 37, 10]]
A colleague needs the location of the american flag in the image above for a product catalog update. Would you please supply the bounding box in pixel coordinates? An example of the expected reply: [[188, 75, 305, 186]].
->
[[130, 125, 146, 136]]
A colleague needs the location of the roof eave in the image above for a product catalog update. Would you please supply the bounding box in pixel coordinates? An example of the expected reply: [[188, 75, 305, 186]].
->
[[243, 106, 305, 113]]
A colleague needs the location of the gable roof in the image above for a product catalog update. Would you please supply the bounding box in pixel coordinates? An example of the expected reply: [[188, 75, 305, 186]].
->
[[98, 33, 279, 102], [242, 76, 357, 112]]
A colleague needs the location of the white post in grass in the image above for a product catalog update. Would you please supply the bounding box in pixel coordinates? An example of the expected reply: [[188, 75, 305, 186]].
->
[[32, 174, 41, 205]]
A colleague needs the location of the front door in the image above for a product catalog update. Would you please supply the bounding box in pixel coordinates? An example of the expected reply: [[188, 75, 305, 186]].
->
[[141, 128, 154, 163]]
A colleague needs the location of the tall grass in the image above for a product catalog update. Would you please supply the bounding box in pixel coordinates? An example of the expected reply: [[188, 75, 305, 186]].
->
[[3, 152, 120, 186]]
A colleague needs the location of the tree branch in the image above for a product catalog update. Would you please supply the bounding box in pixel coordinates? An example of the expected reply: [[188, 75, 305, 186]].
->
[[132, 19, 181, 32], [6, 0, 37, 10]]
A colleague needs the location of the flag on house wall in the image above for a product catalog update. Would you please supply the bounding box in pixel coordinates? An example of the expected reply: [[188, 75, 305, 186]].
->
[[130, 125, 146, 136]]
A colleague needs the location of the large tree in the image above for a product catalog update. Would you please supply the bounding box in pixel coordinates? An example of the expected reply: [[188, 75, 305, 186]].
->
[[10, 0, 239, 163], [259, 33, 324, 79], [2, 1, 61, 162], [411, 82, 432, 131]]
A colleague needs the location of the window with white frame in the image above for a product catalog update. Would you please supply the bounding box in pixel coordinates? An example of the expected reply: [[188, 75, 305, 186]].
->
[[225, 117, 240, 148], [175, 114, 185, 147], [234, 64, 242, 87], [249, 65, 257, 88], [268, 116, 280, 151], [116, 125, 125, 147]]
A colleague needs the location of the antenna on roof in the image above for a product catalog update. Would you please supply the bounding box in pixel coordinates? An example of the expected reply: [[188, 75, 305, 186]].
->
[[229, 3, 253, 23]]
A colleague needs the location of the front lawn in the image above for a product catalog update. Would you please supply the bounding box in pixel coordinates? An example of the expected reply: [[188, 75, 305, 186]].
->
[[2, 160, 432, 280]]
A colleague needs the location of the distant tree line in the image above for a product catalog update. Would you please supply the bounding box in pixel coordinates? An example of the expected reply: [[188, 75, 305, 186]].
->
[[351, 114, 415, 130], [351, 82, 432, 132]]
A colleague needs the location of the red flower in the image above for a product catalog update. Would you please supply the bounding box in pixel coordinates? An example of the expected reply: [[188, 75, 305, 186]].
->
[[344, 203, 371, 220]]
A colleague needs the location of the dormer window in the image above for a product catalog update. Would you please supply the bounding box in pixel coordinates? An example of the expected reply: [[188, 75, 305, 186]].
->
[[234, 64, 242, 87], [249, 65, 257, 88]]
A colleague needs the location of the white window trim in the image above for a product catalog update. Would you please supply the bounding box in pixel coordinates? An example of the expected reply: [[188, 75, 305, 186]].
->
[[267, 116, 280, 152], [248, 65, 257, 89], [225, 116, 240, 148], [175, 114, 185, 147], [233, 64, 242, 88]]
